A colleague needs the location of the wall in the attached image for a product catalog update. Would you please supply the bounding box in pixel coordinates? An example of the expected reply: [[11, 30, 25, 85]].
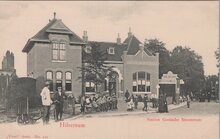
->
[[123, 51, 159, 95], [27, 34, 83, 98]]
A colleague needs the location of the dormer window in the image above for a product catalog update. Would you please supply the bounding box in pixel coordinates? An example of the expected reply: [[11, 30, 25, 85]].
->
[[85, 45, 91, 53], [108, 47, 115, 55]]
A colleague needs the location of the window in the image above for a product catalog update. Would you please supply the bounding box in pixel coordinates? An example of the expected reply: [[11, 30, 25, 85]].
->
[[108, 47, 115, 55], [46, 71, 53, 80], [46, 71, 53, 91], [86, 82, 95, 92], [52, 42, 66, 61], [56, 71, 62, 80], [85, 46, 91, 53], [65, 80, 72, 91], [54, 71, 62, 91], [65, 72, 72, 91], [133, 72, 151, 92], [133, 81, 137, 92], [55, 80, 62, 91]]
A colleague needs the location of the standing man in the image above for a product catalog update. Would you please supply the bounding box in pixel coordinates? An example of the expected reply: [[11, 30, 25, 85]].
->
[[207, 91, 211, 102], [124, 90, 130, 102], [142, 94, 148, 111], [80, 95, 86, 114], [40, 81, 53, 125], [133, 95, 138, 109], [54, 86, 67, 121], [187, 94, 191, 108]]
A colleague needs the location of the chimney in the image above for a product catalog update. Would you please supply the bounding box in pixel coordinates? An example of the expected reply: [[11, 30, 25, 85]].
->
[[53, 12, 56, 19], [82, 31, 88, 42], [139, 44, 144, 51], [116, 33, 121, 44], [128, 27, 132, 38]]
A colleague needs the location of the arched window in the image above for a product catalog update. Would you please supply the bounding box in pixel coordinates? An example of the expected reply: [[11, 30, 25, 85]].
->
[[56, 71, 62, 80], [133, 72, 150, 93], [46, 71, 53, 80], [55, 71, 62, 91], [46, 71, 53, 91], [65, 72, 72, 91]]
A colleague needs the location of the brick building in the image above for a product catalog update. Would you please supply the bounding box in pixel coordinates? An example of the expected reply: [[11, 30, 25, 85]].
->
[[22, 14, 159, 98]]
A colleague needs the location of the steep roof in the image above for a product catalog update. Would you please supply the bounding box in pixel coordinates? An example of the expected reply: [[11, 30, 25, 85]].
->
[[83, 35, 154, 62], [83, 41, 127, 62], [123, 35, 153, 56], [22, 18, 85, 53]]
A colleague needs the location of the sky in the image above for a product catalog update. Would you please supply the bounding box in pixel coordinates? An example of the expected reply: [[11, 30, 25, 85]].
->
[[0, 1, 218, 77]]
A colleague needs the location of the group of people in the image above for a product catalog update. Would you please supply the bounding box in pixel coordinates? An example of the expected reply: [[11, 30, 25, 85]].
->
[[80, 93, 118, 114], [40, 81, 193, 125], [40, 81, 67, 125], [125, 90, 149, 112], [125, 90, 170, 113]]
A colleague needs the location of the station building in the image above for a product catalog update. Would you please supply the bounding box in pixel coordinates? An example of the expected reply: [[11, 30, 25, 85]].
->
[[22, 14, 159, 98]]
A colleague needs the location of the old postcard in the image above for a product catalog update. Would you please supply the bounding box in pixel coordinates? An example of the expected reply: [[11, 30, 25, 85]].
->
[[0, 1, 219, 139]]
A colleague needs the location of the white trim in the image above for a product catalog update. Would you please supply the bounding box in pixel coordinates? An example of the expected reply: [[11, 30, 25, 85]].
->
[[127, 61, 158, 65], [52, 60, 67, 63], [132, 92, 151, 95], [104, 61, 123, 64], [134, 50, 151, 57], [85, 92, 96, 95], [70, 42, 86, 45], [30, 39, 50, 43], [46, 30, 73, 34]]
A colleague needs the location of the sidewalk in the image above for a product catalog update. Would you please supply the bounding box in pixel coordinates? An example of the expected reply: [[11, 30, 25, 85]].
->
[[69, 101, 187, 120]]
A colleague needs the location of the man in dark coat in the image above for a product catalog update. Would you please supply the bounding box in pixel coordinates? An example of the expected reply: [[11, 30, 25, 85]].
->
[[164, 93, 168, 112], [124, 90, 130, 102], [54, 87, 67, 121], [134, 95, 138, 109], [158, 92, 168, 113], [207, 91, 211, 102], [142, 94, 148, 111]]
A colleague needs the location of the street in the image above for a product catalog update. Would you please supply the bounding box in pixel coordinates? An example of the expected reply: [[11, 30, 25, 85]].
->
[[0, 102, 218, 139]]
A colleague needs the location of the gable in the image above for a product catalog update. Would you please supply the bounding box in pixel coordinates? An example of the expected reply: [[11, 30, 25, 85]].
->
[[22, 18, 85, 53], [46, 20, 73, 34], [124, 35, 153, 56]]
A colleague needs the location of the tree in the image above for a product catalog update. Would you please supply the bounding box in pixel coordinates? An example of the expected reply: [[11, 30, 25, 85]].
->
[[79, 42, 114, 94], [215, 48, 219, 68], [205, 75, 218, 92], [144, 38, 171, 78], [170, 46, 205, 93]]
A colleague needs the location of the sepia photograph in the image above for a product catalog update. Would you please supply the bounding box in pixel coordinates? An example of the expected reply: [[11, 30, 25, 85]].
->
[[0, 1, 219, 139]]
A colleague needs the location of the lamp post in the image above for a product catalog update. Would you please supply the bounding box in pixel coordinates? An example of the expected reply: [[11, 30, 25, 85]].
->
[[216, 81, 219, 100]]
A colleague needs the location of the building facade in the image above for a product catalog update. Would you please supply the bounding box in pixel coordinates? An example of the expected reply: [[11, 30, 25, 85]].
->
[[22, 14, 85, 97], [22, 14, 159, 98], [159, 71, 184, 104]]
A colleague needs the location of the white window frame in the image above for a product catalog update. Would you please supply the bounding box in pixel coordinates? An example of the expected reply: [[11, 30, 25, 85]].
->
[[108, 47, 115, 55], [52, 41, 66, 61], [133, 72, 151, 93]]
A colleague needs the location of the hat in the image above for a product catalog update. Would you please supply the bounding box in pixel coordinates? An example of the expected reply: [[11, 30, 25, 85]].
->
[[45, 81, 50, 85]]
